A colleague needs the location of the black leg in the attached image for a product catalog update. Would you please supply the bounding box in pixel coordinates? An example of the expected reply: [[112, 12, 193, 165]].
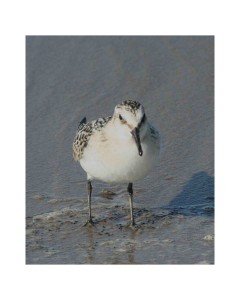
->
[[127, 182, 135, 226], [84, 180, 94, 226], [87, 180, 93, 221]]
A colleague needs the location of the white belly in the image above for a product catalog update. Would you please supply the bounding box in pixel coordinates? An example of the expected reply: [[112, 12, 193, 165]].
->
[[79, 133, 160, 183]]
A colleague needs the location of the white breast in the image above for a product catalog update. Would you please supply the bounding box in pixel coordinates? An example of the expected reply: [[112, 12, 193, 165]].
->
[[79, 124, 160, 183]]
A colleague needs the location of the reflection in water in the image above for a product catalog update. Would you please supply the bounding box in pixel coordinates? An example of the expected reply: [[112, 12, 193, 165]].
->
[[127, 229, 137, 264], [109, 228, 138, 264], [84, 224, 138, 264], [85, 226, 95, 264]]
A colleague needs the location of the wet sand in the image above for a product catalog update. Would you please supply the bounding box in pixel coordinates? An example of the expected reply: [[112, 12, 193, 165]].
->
[[26, 36, 214, 264]]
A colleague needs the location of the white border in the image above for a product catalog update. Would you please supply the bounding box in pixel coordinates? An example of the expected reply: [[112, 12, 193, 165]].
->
[[1, 0, 240, 299]]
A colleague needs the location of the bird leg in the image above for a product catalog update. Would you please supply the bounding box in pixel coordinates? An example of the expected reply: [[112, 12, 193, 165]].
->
[[83, 180, 94, 226], [127, 182, 135, 226]]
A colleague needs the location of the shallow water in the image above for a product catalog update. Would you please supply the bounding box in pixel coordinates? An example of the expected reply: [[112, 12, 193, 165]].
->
[[26, 36, 214, 264], [26, 198, 213, 264]]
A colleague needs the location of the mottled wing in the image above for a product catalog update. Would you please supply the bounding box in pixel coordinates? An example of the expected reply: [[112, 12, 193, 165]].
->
[[73, 116, 112, 161], [73, 117, 88, 161]]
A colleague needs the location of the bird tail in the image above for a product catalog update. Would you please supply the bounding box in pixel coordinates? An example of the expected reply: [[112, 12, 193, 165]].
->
[[77, 117, 87, 130]]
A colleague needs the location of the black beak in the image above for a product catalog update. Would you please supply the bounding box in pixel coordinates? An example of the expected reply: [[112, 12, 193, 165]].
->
[[131, 127, 143, 156]]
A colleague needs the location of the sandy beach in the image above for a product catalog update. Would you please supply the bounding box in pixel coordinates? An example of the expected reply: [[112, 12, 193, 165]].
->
[[26, 36, 214, 264]]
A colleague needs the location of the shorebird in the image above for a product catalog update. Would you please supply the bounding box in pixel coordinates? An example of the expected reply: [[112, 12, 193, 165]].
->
[[73, 100, 160, 226]]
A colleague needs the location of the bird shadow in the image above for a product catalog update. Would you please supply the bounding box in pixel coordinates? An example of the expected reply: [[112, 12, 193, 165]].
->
[[162, 171, 214, 217]]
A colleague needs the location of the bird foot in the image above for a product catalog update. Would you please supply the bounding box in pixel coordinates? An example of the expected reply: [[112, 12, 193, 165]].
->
[[129, 222, 140, 230], [83, 218, 95, 227]]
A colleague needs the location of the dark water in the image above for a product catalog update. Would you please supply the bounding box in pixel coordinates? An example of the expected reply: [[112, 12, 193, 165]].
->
[[26, 36, 214, 264]]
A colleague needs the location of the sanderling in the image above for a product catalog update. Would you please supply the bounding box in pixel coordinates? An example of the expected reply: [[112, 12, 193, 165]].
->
[[73, 100, 160, 226]]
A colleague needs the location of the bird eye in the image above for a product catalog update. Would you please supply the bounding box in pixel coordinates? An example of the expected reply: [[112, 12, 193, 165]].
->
[[119, 114, 123, 121]]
